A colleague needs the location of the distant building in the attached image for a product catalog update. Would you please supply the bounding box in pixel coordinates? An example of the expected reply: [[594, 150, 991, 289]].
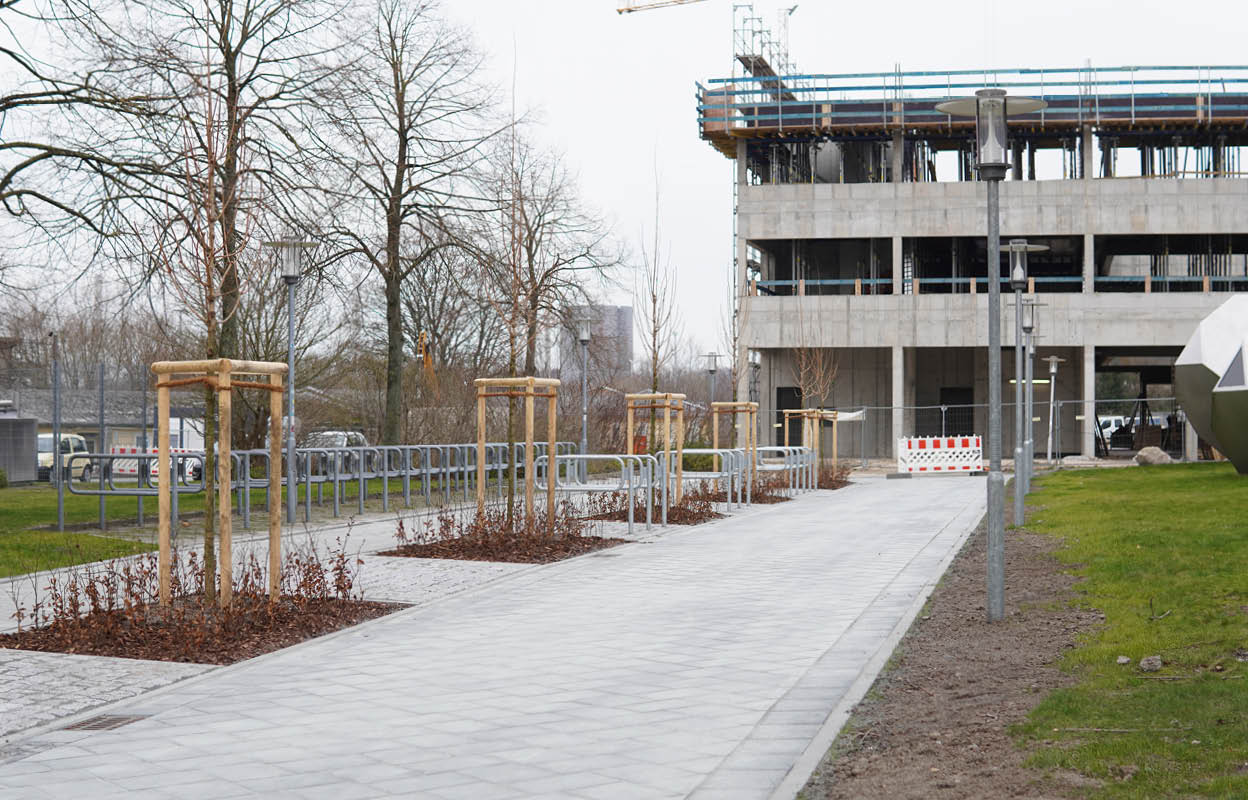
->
[[7, 389, 204, 452]]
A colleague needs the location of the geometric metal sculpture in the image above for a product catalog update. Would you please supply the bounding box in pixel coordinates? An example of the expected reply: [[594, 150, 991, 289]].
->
[[1174, 295, 1248, 473], [1210, 341, 1248, 474]]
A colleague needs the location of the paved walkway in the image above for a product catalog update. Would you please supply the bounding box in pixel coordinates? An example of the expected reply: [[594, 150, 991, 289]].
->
[[0, 476, 985, 800]]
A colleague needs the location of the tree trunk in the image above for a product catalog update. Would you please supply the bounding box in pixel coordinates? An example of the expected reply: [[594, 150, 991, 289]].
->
[[201, 315, 218, 605], [383, 270, 404, 445]]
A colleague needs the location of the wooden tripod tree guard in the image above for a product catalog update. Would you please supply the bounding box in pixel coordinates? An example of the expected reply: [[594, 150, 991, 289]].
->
[[152, 359, 287, 608], [783, 408, 841, 473], [625, 393, 685, 504], [712, 401, 759, 485], [475, 377, 560, 534]]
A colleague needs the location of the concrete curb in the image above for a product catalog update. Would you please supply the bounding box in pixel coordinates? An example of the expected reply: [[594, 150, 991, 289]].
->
[[767, 489, 987, 800]]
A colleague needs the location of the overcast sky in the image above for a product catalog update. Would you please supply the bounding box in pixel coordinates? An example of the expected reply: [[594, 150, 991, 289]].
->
[[444, 0, 1248, 355]]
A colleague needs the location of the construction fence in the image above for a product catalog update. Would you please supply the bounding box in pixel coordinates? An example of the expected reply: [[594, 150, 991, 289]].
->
[[777, 396, 1195, 467]]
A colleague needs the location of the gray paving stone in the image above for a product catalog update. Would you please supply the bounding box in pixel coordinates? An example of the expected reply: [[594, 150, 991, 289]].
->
[[0, 476, 984, 799]]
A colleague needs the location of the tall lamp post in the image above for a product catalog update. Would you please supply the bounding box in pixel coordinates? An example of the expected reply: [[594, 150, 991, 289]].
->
[[936, 88, 1045, 623], [1044, 355, 1065, 464], [1022, 298, 1037, 496], [264, 237, 316, 525], [576, 317, 592, 482], [1006, 239, 1047, 526], [705, 352, 721, 437]]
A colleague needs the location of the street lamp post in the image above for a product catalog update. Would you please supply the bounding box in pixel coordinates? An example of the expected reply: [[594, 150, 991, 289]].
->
[[936, 88, 1045, 623], [706, 352, 720, 408], [264, 237, 316, 526], [705, 352, 721, 437], [1022, 299, 1037, 495], [576, 318, 592, 482], [1006, 239, 1047, 526], [1044, 356, 1066, 464], [1018, 300, 1038, 494]]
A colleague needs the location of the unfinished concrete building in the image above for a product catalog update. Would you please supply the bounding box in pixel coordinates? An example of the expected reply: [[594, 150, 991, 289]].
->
[[698, 14, 1248, 461]]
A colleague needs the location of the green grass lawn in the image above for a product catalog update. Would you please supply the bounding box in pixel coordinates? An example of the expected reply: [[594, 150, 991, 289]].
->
[[1015, 463, 1248, 798], [0, 484, 155, 578], [0, 475, 470, 578]]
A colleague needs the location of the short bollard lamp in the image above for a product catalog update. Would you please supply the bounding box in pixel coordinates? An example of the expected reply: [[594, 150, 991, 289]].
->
[[1004, 238, 1048, 528]]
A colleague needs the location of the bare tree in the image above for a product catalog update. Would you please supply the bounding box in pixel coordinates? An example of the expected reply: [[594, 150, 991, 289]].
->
[[42, 0, 347, 599], [636, 181, 681, 446], [310, 0, 497, 445], [792, 301, 837, 411], [401, 241, 504, 379], [486, 136, 621, 377]]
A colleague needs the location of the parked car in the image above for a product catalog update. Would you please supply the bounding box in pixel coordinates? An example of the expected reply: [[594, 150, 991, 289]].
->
[[303, 431, 371, 476], [1099, 416, 1125, 439], [37, 433, 93, 483]]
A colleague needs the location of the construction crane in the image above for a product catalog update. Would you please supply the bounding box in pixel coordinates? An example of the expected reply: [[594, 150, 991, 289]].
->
[[617, 0, 709, 13]]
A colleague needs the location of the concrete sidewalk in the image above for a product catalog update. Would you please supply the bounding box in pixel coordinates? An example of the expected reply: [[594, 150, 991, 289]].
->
[[0, 475, 986, 800]]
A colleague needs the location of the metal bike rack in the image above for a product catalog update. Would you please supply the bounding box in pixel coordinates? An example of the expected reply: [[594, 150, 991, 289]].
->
[[534, 453, 659, 536]]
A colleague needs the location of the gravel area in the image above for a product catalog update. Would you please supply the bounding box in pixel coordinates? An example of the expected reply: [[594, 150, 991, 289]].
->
[[0, 650, 209, 741]]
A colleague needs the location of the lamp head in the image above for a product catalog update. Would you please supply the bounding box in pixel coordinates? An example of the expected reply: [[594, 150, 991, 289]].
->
[[706, 351, 721, 374], [576, 318, 592, 345], [1008, 239, 1027, 291], [264, 238, 317, 284], [1021, 299, 1036, 334], [974, 88, 1009, 170], [934, 91, 1046, 181]]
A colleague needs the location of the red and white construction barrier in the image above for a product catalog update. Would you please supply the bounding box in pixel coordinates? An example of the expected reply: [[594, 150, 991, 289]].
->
[[109, 446, 196, 477], [896, 436, 983, 474]]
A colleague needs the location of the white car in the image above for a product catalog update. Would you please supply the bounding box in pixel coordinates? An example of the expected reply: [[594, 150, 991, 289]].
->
[[1099, 415, 1125, 438]]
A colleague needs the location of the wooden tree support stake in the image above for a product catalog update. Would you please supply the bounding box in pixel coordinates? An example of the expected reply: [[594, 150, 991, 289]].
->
[[151, 358, 288, 608]]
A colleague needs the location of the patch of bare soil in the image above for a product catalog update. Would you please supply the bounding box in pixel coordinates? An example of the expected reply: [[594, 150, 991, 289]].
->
[[0, 597, 400, 665], [800, 515, 1100, 800], [380, 532, 627, 564], [818, 465, 852, 490], [583, 485, 725, 526], [383, 504, 629, 563]]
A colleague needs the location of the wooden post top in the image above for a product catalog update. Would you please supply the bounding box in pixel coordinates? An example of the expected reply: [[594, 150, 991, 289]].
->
[[152, 358, 288, 376], [781, 407, 841, 421], [474, 376, 561, 389], [624, 392, 686, 402], [711, 401, 759, 411]]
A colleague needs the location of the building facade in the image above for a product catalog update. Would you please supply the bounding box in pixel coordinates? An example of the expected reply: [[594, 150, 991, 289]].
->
[[698, 64, 1248, 461]]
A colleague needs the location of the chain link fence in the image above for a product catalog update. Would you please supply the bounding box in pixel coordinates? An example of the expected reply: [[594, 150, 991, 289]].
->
[[778, 396, 1195, 467]]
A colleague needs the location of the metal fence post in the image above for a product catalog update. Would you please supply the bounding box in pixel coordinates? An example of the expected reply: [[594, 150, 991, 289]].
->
[[98, 363, 107, 531], [53, 345, 63, 532]]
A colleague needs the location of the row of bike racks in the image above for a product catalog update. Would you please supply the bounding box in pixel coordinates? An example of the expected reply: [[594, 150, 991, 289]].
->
[[756, 446, 818, 493], [63, 443, 817, 533], [534, 453, 661, 535], [64, 442, 579, 529]]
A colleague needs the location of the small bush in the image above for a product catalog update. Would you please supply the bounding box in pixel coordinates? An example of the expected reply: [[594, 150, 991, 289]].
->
[[0, 467, 7, 489]]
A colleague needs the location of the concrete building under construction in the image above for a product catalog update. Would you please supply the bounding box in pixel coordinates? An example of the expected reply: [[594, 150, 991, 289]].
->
[[697, 11, 1248, 461]]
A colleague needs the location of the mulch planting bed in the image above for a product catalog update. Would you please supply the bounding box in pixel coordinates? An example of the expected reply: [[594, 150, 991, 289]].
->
[[380, 532, 628, 564], [0, 597, 402, 665], [800, 516, 1100, 799]]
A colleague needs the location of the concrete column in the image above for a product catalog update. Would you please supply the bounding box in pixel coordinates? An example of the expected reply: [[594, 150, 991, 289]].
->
[[1082, 233, 1094, 294], [891, 345, 904, 458], [891, 236, 902, 295], [736, 139, 748, 185], [891, 131, 904, 183], [1185, 419, 1199, 462], [1082, 344, 1096, 458], [1011, 141, 1023, 181], [1081, 125, 1094, 180]]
